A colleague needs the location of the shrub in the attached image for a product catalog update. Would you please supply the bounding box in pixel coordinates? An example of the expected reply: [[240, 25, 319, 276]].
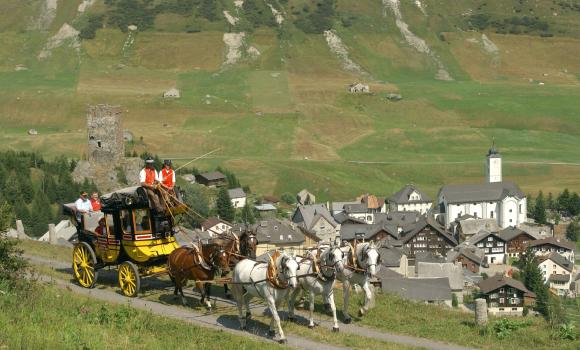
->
[[0, 202, 29, 292], [281, 193, 295, 205], [451, 293, 458, 308], [79, 14, 104, 40], [492, 318, 532, 339], [557, 322, 577, 340]]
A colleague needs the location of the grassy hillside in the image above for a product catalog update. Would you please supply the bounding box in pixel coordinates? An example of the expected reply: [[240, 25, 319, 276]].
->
[[1, 0, 580, 201]]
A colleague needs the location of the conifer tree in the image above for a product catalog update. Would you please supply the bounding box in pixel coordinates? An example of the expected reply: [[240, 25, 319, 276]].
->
[[3, 172, 22, 205], [569, 192, 580, 216], [519, 249, 549, 316], [13, 199, 32, 233], [533, 191, 547, 224], [557, 189, 570, 214], [30, 189, 53, 237], [216, 187, 235, 223]]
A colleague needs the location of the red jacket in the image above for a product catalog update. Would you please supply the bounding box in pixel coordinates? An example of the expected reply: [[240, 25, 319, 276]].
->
[[90, 198, 101, 211]]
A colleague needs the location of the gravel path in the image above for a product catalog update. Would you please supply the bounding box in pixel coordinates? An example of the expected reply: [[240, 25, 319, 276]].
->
[[26, 255, 474, 350]]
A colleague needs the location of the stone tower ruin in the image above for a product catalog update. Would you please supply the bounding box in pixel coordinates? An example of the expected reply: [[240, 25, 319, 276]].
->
[[87, 104, 124, 165]]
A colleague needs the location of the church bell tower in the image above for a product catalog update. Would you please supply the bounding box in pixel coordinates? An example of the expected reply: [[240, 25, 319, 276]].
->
[[485, 140, 502, 183]]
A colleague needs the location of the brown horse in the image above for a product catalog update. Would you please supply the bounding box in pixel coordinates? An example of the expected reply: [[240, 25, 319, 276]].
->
[[168, 243, 230, 309]]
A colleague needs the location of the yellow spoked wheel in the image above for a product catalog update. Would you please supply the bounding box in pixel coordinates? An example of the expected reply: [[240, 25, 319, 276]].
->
[[72, 242, 98, 288], [118, 261, 140, 297]]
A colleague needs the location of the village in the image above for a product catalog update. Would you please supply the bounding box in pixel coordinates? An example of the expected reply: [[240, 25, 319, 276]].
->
[[6, 105, 576, 323]]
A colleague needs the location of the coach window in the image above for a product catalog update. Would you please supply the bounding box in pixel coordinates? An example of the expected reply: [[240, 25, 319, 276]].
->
[[105, 214, 116, 237], [134, 209, 152, 233], [120, 210, 132, 233]]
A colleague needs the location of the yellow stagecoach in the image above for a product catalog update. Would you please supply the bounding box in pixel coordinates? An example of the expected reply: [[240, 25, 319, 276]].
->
[[63, 186, 185, 297]]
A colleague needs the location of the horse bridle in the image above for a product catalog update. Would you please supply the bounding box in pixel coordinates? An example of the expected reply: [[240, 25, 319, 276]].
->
[[209, 247, 228, 274], [278, 254, 297, 281], [321, 246, 344, 279], [359, 245, 379, 275]]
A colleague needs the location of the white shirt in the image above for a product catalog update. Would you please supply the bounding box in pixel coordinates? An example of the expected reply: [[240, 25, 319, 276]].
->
[[139, 168, 159, 183], [75, 198, 93, 213]]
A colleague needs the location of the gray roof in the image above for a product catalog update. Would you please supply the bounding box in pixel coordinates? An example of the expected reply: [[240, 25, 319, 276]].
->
[[293, 204, 337, 230], [438, 181, 525, 204], [378, 247, 406, 267], [255, 203, 277, 211], [447, 245, 488, 267], [465, 230, 505, 246], [539, 252, 574, 272], [340, 223, 399, 241], [478, 275, 534, 296], [416, 262, 464, 291], [197, 171, 226, 181], [549, 274, 571, 283], [388, 185, 432, 204], [227, 187, 246, 199], [333, 212, 367, 225], [253, 219, 305, 244], [498, 226, 539, 242], [374, 211, 420, 227], [343, 203, 368, 214], [331, 201, 360, 213], [458, 219, 500, 236], [415, 251, 446, 264], [528, 237, 575, 251], [400, 215, 457, 245], [380, 277, 452, 302]]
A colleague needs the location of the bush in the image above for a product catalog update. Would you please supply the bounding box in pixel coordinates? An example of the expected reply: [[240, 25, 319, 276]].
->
[[281, 193, 295, 205], [557, 322, 577, 340], [79, 14, 104, 40], [451, 293, 458, 308], [523, 306, 529, 316], [492, 318, 532, 339], [0, 202, 29, 292]]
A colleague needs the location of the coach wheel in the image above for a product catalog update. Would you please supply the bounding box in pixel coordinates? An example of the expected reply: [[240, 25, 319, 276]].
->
[[72, 242, 99, 288], [119, 261, 141, 297]]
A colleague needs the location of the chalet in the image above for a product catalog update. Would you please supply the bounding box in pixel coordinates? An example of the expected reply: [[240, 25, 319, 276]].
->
[[498, 226, 538, 258], [446, 245, 488, 273], [378, 270, 453, 306], [357, 194, 384, 214], [201, 217, 231, 236], [537, 252, 574, 297], [450, 217, 499, 242], [227, 188, 247, 209], [386, 185, 432, 214], [331, 201, 360, 216], [252, 219, 308, 256], [296, 189, 316, 205], [374, 211, 420, 229], [399, 215, 457, 262], [528, 237, 575, 263], [291, 204, 338, 243], [465, 230, 506, 265], [195, 172, 226, 187], [478, 275, 536, 316], [416, 261, 464, 302], [343, 203, 373, 223], [437, 144, 527, 229]]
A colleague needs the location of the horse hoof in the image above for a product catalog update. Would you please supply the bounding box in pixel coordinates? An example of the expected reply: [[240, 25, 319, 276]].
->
[[332, 327, 339, 333], [308, 324, 315, 329], [343, 317, 352, 324], [358, 308, 365, 317], [278, 338, 287, 344]]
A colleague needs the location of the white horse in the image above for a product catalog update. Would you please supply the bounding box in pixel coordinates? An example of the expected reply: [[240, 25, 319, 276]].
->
[[231, 250, 298, 344], [337, 241, 380, 323], [288, 244, 345, 332]]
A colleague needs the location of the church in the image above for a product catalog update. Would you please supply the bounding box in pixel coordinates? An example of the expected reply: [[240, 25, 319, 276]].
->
[[437, 143, 527, 229]]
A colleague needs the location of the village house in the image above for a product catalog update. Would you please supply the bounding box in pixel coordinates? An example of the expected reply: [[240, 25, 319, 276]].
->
[[446, 245, 489, 273], [252, 219, 316, 256], [357, 194, 384, 214], [291, 204, 338, 243], [498, 226, 538, 258], [465, 230, 506, 265], [399, 214, 458, 262], [378, 244, 409, 277], [478, 275, 536, 316], [528, 237, 575, 263], [195, 171, 227, 188], [340, 222, 399, 244], [227, 188, 247, 209], [331, 201, 360, 216], [262, 195, 280, 205], [296, 189, 316, 205], [449, 216, 499, 242], [201, 217, 232, 236], [386, 185, 433, 214], [437, 144, 527, 229], [537, 252, 574, 297], [416, 261, 464, 302], [343, 203, 373, 223], [378, 269, 453, 306], [254, 203, 277, 217], [333, 211, 367, 225], [163, 88, 180, 98]]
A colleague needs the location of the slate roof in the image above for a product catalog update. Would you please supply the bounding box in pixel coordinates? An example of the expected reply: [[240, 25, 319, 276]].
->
[[528, 237, 575, 250], [197, 171, 226, 181], [294, 204, 337, 231], [478, 275, 535, 297], [227, 187, 246, 199], [388, 185, 432, 204], [340, 223, 399, 241], [253, 219, 305, 244], [378, 246, 406, 267], [539, 252, 574, 272], [331, 201, 360, 213], [498, 226, 538, 241], [380, 277, 452, 302], [447, 245, 488, 267], [343, 203, 368, 214], [415, 251, 446, 264], [549, 274, 571, 283], [374, 211, 420, 227], [333, 212, 367, 225], [465, 230, 505, 246], [201, 217, 231, 230], [399, 215, 457, 245], [438, 181, 525, 204]]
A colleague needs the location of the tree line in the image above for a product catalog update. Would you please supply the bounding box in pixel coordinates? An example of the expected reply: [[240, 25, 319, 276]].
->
[[0, 151, 97, 237]]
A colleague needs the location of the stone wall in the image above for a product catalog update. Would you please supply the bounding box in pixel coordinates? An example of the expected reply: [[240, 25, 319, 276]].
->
[[87, 104, 124, 165]]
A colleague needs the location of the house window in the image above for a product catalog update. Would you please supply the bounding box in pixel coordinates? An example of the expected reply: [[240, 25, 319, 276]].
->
[[499, 298, 505, 303], [488, 237, 493, 241], [509, 219, 513, 223], [133, 209, 152, 233], [490, 211, 494, 218], [509, 209, 512, 213], [499, 288, 504, 294]]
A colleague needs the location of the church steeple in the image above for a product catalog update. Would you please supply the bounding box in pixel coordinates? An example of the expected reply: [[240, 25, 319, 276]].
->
[[486, 139, 502, 183]]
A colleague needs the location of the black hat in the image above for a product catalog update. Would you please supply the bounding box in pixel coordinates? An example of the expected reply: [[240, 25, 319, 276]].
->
[[145, 156, 154, 164], [163, 159, 172, 166]]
